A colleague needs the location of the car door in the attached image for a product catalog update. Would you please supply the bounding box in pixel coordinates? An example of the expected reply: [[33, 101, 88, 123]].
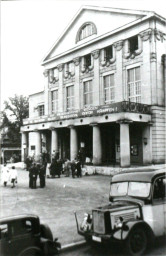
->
[[152, 175, 166, 237], [0, 223, 10, 256], [8, 219, 37, 256]]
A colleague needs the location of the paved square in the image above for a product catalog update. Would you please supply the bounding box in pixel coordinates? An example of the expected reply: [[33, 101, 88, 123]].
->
[[0, 168, 110, 245]]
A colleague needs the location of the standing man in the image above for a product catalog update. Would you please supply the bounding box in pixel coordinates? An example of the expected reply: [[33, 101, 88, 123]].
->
[[71, 160, 76, 178], [10, 166, 18, 188]]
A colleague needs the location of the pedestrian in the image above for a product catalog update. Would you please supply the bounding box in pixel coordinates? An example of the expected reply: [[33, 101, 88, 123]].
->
[[76, 159, 82, 178], [29, 163, 38, 189], [64, 159, 71, 177], [39, 164, 46, 188], [71, 159, 76, 178], [1, 164, 10, 187], [25, 156, 32, 172], [50, 158, 57, 178], [57, 159, 62, 178], [10, 166, 18, 188]]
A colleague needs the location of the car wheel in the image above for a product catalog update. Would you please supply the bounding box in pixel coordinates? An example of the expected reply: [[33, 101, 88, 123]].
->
[[20, 248, 42, 256], [126, 227, 147, 256]]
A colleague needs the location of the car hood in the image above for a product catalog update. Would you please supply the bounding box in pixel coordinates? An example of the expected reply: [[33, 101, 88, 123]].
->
[[94, 198, 143, 212]]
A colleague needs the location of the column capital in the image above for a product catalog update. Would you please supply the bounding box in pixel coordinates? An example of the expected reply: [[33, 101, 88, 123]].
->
[[113, 40, 123, 51], [91, 49, 100, 59], [43, 69, 49, 77], [139, 29, 152, 41], [73, 57, 80, 66], [116, 118, 133, 124], [49, 126, 55, 130], [68, 124, 75, 129], [89, 122, 98, 127], [57, 63, 64, 72]]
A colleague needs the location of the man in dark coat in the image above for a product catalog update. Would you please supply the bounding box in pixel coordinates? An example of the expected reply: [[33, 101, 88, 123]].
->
[[39, 164, 46, 188], [50, 158, 58, 178], [29, 163, 38, 189], [76, 160, 82, 178], [71, 160, 76, 178]]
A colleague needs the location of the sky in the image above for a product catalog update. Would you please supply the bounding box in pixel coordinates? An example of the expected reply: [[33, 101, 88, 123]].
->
[[1, 0, 166, 110]]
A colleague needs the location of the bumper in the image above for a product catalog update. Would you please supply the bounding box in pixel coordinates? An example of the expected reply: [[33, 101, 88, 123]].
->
[[78, 229, 120, 244]]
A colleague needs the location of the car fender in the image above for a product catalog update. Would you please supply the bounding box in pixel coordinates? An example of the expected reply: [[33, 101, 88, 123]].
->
[[113, 220, 155, 243], [40, 223, 53, 241]]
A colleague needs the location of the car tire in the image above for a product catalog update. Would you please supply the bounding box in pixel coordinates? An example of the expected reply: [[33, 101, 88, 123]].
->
[[40, 223, 53, 241], [20, 248, 42, 256], [125, 227, 147, 256]]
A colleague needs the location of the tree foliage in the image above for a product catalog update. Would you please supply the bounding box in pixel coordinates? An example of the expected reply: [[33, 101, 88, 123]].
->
[[1, 95, 29, 145], [3, 95, 29, 126]]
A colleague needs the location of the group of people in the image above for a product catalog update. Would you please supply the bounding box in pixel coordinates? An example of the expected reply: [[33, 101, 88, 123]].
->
[[1, 164, 18, 188], [64, 159, 82, 178], [29, 162, 46, 189]]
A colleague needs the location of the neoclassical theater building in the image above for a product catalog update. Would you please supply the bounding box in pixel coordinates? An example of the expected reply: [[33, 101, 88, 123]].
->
[[21, 6, 166, 167]]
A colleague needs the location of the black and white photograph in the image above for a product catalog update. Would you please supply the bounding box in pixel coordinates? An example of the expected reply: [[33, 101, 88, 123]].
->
[[0, 0, 166, 255]]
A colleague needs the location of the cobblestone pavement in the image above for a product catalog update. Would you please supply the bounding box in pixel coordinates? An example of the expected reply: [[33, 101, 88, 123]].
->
[[0, 168, 110, 245]]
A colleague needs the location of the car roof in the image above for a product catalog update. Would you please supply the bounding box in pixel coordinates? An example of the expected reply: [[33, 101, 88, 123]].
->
[[112, 168, 166, 183], [0, 214, 39, 225]]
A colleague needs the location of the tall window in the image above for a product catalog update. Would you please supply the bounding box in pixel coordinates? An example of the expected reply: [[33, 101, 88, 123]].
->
[[51, 90, 58, 113], [83, 80, 93, 107], [128, 35, 138, 53], [38, 105, 45, 116], [103, 74, 115, 104], [84, 54, 91, 68], [66, 85, 74, 111], [127, 67, 141, 103], [104, 46, 113, 61]]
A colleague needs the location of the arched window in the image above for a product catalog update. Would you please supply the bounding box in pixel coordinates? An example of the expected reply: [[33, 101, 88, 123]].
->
[[76, 22, 97, 43]]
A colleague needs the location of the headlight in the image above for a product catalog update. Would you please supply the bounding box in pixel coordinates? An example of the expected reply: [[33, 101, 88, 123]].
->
[[116, 217, 123, 229], [80, 213, 92, 231]]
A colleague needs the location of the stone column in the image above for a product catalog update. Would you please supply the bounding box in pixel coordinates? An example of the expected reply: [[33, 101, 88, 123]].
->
[[114, 40, 123, 101], [73, 57, 80, 109], [91, 123, 102, 165], [34, 130, 41, 161], [43, 69, 49, 115], [142, 124, 152, 165], [91, 50, 100, 105], [120, 122, 130, 167], [69, 126, 78, 161], [51, 129, 59, 158], [21, 132, 28, 162], [57, 64, 64, 112]]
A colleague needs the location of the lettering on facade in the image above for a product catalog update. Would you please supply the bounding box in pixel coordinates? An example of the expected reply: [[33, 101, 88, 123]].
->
[[23, 101, 151, 125]]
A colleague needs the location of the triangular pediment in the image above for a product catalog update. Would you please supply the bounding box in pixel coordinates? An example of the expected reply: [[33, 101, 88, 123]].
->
[[42, 6, 152, 64]]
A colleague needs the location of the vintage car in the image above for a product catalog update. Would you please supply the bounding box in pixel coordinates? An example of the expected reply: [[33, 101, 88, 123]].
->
[[75, 168, 166, 256], [0, 214, 61, 256]]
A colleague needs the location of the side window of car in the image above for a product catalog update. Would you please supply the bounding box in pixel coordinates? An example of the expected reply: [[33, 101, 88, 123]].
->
[[153, 176, 166, 200], [0, 224, 8, 239], [10, 220, 32, 237]]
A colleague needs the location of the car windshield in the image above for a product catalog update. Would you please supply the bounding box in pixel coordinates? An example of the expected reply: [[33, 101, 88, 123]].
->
[[110, 182, 151, 198]]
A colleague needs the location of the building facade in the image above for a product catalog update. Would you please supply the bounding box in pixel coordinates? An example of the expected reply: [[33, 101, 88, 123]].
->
[[21, 6, 166, 167]]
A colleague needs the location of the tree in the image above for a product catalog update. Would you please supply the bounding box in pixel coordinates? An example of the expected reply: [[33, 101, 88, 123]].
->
[[3, 95, 29, 126], [0, 95, 29, 145]]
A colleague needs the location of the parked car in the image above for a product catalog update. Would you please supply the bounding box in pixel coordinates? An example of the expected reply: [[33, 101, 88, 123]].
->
[[0, 214, 61, 256], [75, 168, 166, 256]]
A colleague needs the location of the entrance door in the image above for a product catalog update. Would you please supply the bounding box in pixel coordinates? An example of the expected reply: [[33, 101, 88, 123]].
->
[[101, 125, 116, 165]]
